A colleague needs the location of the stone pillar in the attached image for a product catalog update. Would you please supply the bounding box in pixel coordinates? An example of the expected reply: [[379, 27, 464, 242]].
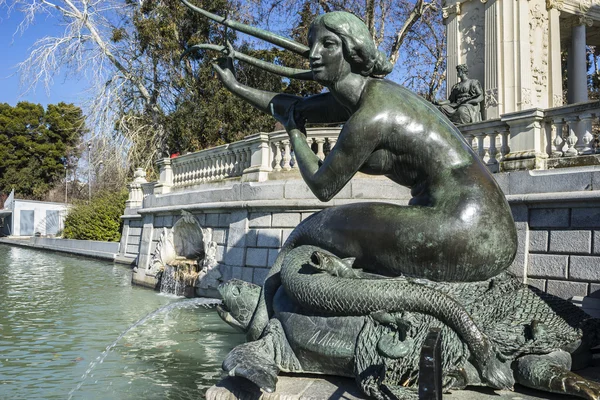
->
[[154, 159, 173, 194], [501, 108, 548, 170], [125, 168, 148, 209], [443, 3, 461, 97], [516, 0, 533, 110], [547, 8, 563, 107], [568, 21, 588, 104], [484, 0, 500, 119], [242, 133, 273, 182]]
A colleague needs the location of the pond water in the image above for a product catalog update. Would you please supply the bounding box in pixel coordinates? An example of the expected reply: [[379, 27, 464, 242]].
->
[[0, 244, 245, 399]]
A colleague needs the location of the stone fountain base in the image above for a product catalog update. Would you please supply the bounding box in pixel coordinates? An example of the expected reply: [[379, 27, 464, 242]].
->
[[206, 360, 600, 400]]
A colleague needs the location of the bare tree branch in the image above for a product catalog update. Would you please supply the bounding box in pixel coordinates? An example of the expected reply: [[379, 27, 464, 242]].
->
[[388, 0, 428, 66]]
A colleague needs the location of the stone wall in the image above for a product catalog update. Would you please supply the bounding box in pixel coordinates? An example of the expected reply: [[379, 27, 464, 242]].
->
[[122, 168, 600, 299], [124, 174, 411, 289], [0, 237, 119, 260], [513, 201, 600, 299]]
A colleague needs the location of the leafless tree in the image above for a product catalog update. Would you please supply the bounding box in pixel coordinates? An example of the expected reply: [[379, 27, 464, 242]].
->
[[246, 0, 446, 99], [1, 0, 168, 175]]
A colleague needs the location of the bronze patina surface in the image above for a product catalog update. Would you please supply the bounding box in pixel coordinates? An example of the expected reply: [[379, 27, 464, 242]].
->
[[181, 4, 600, 399]]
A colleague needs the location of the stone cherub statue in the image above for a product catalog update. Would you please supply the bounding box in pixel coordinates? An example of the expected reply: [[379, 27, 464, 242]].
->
[[435, 64, 483, 125], [180, 2, 600, 399]]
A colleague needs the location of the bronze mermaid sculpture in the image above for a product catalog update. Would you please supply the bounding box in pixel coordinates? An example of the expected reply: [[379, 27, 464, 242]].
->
[[179, 1, 537, 395]]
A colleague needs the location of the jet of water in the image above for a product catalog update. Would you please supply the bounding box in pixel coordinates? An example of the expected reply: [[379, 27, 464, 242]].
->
[[68, 297, 222, 399]]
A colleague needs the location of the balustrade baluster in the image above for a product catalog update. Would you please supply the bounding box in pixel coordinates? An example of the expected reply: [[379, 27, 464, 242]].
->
[[307, 137, 314, 155], [215, 154, 225, 180], [315, 138, 326, 160], [244, 147, 252, 171], [173, 160, 181, 186], [191, 159, 199, 184], [282, 140, 292, 171], [184, 162, 190, 185], [564, 117, 578, 157], [224, 153, 231, 177], [550, 119, 565, 157], [273, 141, 283, 171], [231, 149, 239, 176], [329, 137, 337, 150], [196, 159, 203, 183], [464, 134, 474, 149], [576, 114, 594, 155], [488, 132, 498, 165], [290, 148, 297, 169], [205, 155, 212, 181], [231, 150, 239, 176], [229, 151, 236, 177], [221, 153, 229, 179], [171, 164, 178, 187], [475, 133, 487, 163], [500, 131, 510, 161], [197, 158, 204, 183], [239, 149, 246, 173]]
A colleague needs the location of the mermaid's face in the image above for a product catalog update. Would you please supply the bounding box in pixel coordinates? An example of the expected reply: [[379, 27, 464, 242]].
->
[[308, 23, 351, 85]]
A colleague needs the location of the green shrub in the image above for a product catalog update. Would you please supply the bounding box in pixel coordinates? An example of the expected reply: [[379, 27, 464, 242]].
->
[[63, 189, 128, 242]]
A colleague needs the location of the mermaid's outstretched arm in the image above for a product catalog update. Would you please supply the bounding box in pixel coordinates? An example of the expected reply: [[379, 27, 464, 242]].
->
[[212, 59, 349, 124], [272, 104, 377, 202]]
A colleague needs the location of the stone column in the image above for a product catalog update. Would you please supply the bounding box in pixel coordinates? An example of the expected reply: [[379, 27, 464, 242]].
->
[[547, 8, 563, 107], [568, 20, 588, 104], [499, 0, 516, 113], [516, 0, 533, 110], [484, 0, 500, 119], [443, 3, 461, 97]]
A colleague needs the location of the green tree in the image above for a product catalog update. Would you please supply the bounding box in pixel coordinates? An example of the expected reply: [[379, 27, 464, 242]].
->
[[63, 189, 128, 241], [0, 102, 85, 199]]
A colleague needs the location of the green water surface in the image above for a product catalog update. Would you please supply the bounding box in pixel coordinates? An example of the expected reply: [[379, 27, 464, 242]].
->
[[0, 244, 244, 399]]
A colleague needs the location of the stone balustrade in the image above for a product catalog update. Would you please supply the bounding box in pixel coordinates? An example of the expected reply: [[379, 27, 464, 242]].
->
[[458, 119, 509, 172], [129, 101, 600, 202], [269, 127, 340, 171], [544, 101, 599, 158]]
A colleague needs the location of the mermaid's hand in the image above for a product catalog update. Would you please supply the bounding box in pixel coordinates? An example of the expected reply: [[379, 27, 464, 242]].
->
[[212, 42, 237, 86], [270, 103, 306, 136]]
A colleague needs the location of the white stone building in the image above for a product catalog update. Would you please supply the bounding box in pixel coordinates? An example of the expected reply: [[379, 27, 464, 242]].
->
[[0, 196, 69, 237], [443, 0, 599, 117]]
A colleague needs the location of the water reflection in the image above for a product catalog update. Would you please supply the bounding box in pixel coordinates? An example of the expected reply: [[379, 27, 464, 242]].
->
[[0, 244, 244, 399]]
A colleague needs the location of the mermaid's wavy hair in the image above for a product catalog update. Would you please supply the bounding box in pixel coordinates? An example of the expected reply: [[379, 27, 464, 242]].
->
[[312, 12, 393, 78]]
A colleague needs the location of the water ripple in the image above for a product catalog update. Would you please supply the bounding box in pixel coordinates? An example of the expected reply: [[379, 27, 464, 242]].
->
[[0, 244, 244, 399]]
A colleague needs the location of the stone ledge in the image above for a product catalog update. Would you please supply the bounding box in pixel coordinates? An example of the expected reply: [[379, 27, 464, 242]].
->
[[206, 365, 600, 400]]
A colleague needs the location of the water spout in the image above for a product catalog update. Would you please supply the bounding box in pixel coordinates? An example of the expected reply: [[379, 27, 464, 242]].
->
[[68, 297, 222, 399]]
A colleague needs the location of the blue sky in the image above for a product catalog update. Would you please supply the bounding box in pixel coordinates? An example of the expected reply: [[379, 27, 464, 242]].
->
[[0, 12, 88, 108]]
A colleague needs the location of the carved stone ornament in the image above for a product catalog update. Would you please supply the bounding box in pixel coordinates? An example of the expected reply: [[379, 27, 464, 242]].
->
[[521, 88, 532, 107], [148, 211, 217, 275], [553, 94, 564, 107], [442, 3, 461, 19], [463, 8, 484, 66], [485, 88, 499, 108], [580, 0, 592, 13], [578, 14, 594, 27], [529, 2, 549, 101], [546, 0, 564, 10]]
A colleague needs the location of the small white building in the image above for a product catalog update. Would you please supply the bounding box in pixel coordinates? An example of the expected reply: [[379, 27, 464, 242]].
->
[[0, 192, 69, 237]]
